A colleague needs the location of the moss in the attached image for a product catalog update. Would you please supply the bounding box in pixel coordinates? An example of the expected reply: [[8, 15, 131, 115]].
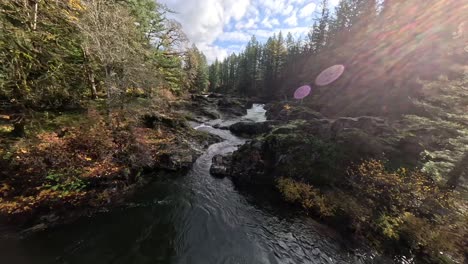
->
[[263, 130, 342, 186]]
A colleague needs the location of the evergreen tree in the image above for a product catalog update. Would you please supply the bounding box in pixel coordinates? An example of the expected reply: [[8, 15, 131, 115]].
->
[[306, 23, 317, 53], [328, 0, 353, 44], [220, 57, 230, 90], [208, 59, 220, 92], [195, 52, 209, 92], [262, 36, 277, 95], [184, 44, 208, 92], [312, 0, 330, 53], [242, 35, 261, 96], [272, 32, 287, 94], [228, 53, 238, 93], [0, 0, 87, 107]]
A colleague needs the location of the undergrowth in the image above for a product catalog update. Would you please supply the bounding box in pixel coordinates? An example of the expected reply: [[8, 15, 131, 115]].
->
[[277, 160, 467, 263]]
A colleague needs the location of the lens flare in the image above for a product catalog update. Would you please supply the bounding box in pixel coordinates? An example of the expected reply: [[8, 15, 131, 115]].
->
[[315, 65, 345, 86], [294, 85, 311, 100]]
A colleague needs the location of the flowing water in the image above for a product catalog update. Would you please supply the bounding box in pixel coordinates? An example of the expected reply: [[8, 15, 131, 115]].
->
[[0, 104, 386, 264]]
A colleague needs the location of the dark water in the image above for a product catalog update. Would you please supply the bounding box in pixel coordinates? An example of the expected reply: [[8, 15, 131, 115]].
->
[[0, 104, 389, 264]]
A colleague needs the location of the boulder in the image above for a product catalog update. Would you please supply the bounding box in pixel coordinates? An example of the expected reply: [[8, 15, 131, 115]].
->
[[265, 102, 324, 121], [200, 108, 221, 119], [158, 152, 196, 171], [218, 98, 247, 117], [210, 154, 232, 178], [230, 140, 268, 186], [227, 117, 419, 187], [213, 124, 229, 130], [142, 113, 188, 129], [229, 121, 279, 137]]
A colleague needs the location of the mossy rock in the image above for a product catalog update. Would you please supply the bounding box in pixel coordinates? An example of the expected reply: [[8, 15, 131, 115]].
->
[[229, 121, 279, 137], [228, 115, 421, 188], [142, 113, 188, 129], [265, 102, 324, 121]]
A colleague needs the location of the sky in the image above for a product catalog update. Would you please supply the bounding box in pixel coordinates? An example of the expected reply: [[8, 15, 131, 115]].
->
[[159, 0, 340, 63]]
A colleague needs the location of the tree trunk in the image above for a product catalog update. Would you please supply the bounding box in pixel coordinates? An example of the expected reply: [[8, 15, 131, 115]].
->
[[446, 152, 468, 189], [105, 67, 112, 109], [81, 46, 98, 99], [32, 0, 39, 30], [11, 115, 25, 138], [23, 0, 30, 18], [89, 71, 98, 99]]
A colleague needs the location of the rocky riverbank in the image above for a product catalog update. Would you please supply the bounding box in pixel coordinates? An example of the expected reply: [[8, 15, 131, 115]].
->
[[211, 102, 467, 263], [0, 95, 249, 231], [213, 103, 423, 183]]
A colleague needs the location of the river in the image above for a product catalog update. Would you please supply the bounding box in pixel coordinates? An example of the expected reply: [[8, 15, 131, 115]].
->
[[0, 104, 390, 264]]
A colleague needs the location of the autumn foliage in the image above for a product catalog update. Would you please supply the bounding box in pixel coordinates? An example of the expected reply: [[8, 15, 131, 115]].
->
[[277, 160, 467, 263], [0, 108, 173, 222]]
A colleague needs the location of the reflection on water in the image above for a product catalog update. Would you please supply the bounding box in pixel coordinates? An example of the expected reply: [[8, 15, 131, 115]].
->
[[0, 104, 388, 264]]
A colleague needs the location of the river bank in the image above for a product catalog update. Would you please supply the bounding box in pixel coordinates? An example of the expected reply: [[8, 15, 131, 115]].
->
[[1, 97, 380, 264], [212, 101, 467, 264], [1, 95, 466, 264], [0, 95, 246, 231]]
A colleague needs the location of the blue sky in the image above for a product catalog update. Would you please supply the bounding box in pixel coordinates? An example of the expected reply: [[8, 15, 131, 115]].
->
[[159, 0, 340, 62]]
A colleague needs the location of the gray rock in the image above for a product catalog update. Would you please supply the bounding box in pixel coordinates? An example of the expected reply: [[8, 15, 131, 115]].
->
[[229, 121, 279, 136], [210, 154, 232, 178], [200, 108, 220, 119], [159, 152, 195, 171], [216, 97, 250, 117], [312, 248, 321, 256]]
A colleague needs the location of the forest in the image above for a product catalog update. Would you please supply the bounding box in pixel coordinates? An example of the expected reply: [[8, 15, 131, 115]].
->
[[0, 0, 467, 264]]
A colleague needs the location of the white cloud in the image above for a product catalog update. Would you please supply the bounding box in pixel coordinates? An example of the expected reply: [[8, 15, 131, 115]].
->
[[261, 0, 288, 16], [159, 0, 251, 62], [218, 32, 251, 42], [235, 17, 259, 30], [288, 0, 306, 4], [159, 0, 322, 62], [261, 17, 273, 28], [284, 11, 298, 26], [282, 5, 295, 16], [298, 2, 317, 18], [261, 17, 280, 28], [197, 43, 229, 62], [271, 18, 280, 26]]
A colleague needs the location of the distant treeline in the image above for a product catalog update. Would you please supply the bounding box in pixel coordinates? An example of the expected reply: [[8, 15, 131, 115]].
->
[[208, 0, 466, 105]]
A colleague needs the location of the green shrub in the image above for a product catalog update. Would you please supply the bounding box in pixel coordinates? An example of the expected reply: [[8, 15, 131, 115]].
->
[[45, 172, 88, 193]]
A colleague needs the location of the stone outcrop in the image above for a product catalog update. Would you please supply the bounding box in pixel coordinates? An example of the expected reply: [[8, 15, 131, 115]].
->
[[221, 118, 422, 187], [210, 154, 232, 178], [229, 121, 279, 137]]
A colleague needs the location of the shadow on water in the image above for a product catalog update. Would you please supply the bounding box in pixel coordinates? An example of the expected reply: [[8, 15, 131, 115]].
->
[[0, 104, 397, 264]]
